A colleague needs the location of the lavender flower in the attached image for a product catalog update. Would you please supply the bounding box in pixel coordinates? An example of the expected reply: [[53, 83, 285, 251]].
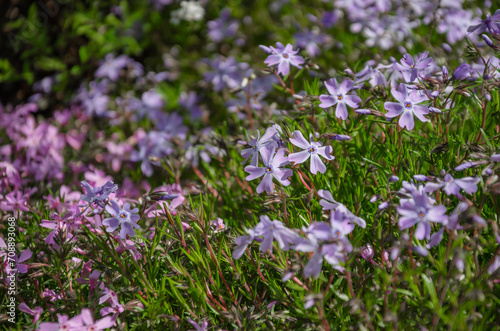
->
[[393, 52, 433, 82], [468, 10, 500, 34], [254, 215, 299, 253], [397, 190, 448, 240], [453, 62, 474, 81], [319, 78, 361, 120], [244, 146, 292, 194], [240, 126, 278, 166], [263, 42, 304, 76], [288, 130, 334, 174], [317, 189, 366, 228], [80, 181, 118, 208], [232, 229, 256, 259], [102, 200, 140, 239], [424, 174, 480, 196], [207, 8, 239, 43], [385, 84, 429, 130]]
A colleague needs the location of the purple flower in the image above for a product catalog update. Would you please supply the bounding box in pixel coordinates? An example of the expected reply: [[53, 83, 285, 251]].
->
[[203, 56, 248, 91], [263, 42, 304, 76], [102, 200, 140, 239], [397, 190, 448, 240], [38, 313, 83, 331], [207, 8, 239, 43], [95, 54, 131, 81], [288, 131, 334, 174], [393, 52, 433, 82], [187, 318, 208, 331], [319, 78, 361, 120], [240, 126, 278, 166], [254, 215, 299, 253], [80, 180, 118, 208], [385, 84, 429, 130], [294, 29, 329, 57], [468, 10, 500, 34], [78, 308, 115, 330], [453, 62, 474, 81], [244, 146, 292, 194], [317, 189, 366, 228], [232, 229, 256, 259], [18, 303, 43, 324], [424, 174, 480, 196]]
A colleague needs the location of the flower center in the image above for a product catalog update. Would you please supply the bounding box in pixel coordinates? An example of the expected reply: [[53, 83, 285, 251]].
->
[[418, 212, 424, 218], [448, 179, 453, 183], [308, 146, 316, 154], [120, 213, 127, 219], [410, 65, 414, 69], [405, 101, 412, 109], [283, 53, 289, 58], [335, 231, 341, 237], [337, 94, 343, 100], [265, 165, 273, 173]]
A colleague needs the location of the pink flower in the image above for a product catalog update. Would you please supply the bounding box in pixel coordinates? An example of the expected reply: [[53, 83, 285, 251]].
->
[[288, 131, 334, 174]]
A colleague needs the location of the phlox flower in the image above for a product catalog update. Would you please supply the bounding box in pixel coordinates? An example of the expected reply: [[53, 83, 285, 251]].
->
[[468, 10, 500, 34], [424, 174, 480, 197], [263, 42, 304, 76], [288, 130, 334, 174], [38, 313, 83, 331], [393, 52, 433, 82], [253, 215, 299, 253], [102, 200, 140, 239], [240, 126, 278, 166], [317, 189, 366, 228], [397, 190, 448, 240], [384, 84, 429, 130], [319, 78, 361, 120], [244, 146, 292, 194]]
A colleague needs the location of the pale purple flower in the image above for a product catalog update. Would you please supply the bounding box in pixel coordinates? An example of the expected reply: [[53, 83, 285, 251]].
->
[[95, 54, 132, 81], [240, 126, 278, 166], [102, 200, 140, 239], [38, 313, 83, 331], [207, 8, 239, 42], [385, 84, 429, 130], [80, 180, 118, 207], [232, 228, 256, 259], [0, 190, 30, 218], [488, 256, 500, 275], [263, 42, 304, 76], [319, 78, 361, 120], [397, 190, 448, 240], [317, 189, 367, 228], [187, 318, 208, 331], [288, 131, 334, 174], [468, 10, 500, 34], [393, 52, 433, 82], [424, 174, 480, 196], [244, 146, 292, 194], [294, 29, 329, 57], [254, 215, 299, 253], [203, 56, 248, 91], [79, 308, 115, 330], [18, 303, 43, 324], [211, 218, 225, 231], [453, 62, 474, 81]]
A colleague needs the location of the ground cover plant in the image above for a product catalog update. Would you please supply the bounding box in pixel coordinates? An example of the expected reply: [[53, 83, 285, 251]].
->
[[1, 0, 500, 330]]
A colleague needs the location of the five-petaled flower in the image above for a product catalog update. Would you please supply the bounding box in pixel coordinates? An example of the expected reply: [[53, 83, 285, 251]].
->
[[288, 130, 334, 174], [263, 42, 304, 76], [393, 52, 433, 82], [397, 189, 448, 240], [385, 84, 429, 130], [319, 78, 361, 120], [244, 146, 292, 194], [103, 200, 141, 239]]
